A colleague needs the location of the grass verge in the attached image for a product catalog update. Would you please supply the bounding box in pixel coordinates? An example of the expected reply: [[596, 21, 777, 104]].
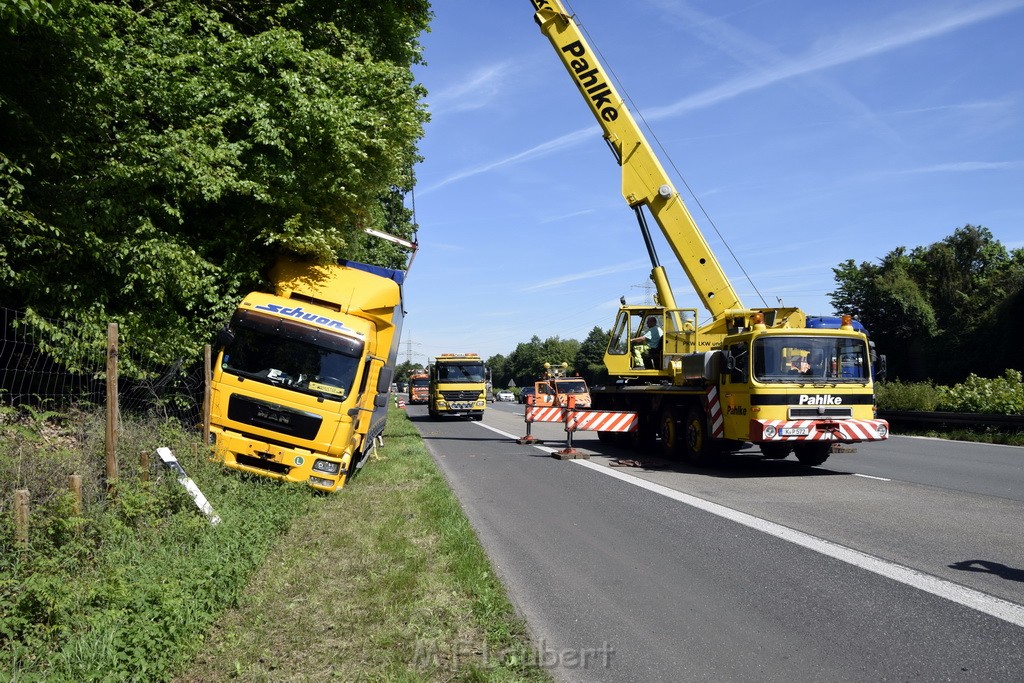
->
[[3, 406, 550, 682], [176, 406, 551, 682]]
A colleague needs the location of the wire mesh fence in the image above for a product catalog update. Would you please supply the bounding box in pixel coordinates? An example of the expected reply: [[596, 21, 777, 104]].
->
[[0, 305, 209, 521], [0, 306, 206, 424]]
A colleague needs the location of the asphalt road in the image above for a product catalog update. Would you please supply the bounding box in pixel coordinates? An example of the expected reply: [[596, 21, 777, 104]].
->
[[407, 400, 1024, 682]]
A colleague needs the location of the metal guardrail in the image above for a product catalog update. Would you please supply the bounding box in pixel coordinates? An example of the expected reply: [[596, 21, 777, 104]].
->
[[878, 410, 1024, 431]]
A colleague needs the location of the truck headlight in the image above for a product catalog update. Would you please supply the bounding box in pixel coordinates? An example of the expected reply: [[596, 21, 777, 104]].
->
[[312, 459, 340, 475], [763, 424, 778, 438], [876, 424, 888, 438], [308, 476, 334, 488]]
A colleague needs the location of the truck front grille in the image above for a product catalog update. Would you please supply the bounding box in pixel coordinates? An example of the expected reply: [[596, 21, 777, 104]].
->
[[227, 395, 323, 440], [788, 407, 854, 419], [441, 390, 480, 402]]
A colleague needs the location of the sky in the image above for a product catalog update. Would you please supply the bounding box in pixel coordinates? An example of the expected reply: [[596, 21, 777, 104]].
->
[[400, 0, 1024, 367]]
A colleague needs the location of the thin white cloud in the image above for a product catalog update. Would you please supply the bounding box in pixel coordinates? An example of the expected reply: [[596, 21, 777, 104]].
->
[[885, 161, 1024, 175], [888, 99, 1016, 117], [647, 0, 1024, 120], [418, 127, 594, 195], [522, 259, 649, 292], [423, 0, 1024, 193], [426, 61, 514, 116], [540, 208, 597, 223]]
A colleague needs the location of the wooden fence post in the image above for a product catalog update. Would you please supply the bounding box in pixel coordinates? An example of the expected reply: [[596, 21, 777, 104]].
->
[[69, 475, 82, 516], [106, 322, 119, 492], [140, 450, 150, 482], [15, 489, 29, 545], [202, 343, 212, 445]]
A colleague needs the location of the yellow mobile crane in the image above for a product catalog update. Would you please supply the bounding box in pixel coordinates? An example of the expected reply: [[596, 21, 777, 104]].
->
[[530, 0, 888, 465]]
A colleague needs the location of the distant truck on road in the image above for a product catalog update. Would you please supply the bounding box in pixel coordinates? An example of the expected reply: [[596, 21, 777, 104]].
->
[[427, 353, 489, 420], [408, 370, 430, 404]]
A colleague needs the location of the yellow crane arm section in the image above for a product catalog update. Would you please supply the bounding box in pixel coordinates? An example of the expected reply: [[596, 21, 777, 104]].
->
[[531, 0, 743, 320]]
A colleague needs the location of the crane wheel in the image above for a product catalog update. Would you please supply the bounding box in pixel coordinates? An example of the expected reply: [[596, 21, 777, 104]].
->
[[657, 406, 683, 457], [682, 405, 714, 466], [760, 443, 792, 460], [794, 442, 831, 466]]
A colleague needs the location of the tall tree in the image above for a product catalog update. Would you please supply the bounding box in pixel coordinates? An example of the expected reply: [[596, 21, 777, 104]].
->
[[574, 325, 610, 385], [0, 0, 430, 370], [829, 225, 1023, 382]]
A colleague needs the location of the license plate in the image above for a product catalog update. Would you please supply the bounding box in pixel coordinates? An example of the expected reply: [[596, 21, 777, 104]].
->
[[780, 427, 810, 436]]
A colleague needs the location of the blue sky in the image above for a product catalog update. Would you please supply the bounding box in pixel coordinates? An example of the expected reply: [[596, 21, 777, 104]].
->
[[401, 0, 1024, 366]]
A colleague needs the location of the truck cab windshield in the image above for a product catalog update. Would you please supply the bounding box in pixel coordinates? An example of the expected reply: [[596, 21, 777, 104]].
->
[[555, 379, 589, 394], [439, 363, 485, 382], [753, 336, 869, 383], [222, 311, 364, 400]]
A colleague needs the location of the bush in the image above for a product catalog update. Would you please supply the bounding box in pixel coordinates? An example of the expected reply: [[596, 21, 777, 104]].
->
[[0, 409, 315, 682], [876, 380, 942, 411], [937, 369, 1024, 415]]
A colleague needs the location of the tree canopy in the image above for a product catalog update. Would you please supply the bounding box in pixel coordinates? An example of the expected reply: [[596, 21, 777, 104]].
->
[[829, 225, 1024, 382], [1, 0, 430, 368]]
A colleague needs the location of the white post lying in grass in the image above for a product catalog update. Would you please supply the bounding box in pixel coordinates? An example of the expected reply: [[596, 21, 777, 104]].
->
[[155, 447, 221, 525]]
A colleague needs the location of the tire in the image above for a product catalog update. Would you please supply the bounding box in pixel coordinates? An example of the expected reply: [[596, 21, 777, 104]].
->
[[759, 442, 792, 460], [627, 413, 657, 452], [657, 406, 684, 457], [794, 442, 832, 466], [682, 405, 715, 466]]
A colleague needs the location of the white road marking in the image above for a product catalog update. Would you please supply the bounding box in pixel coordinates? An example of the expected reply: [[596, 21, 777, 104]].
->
[[853, 473, 891, 481], [474, 418, 1024, 627], [573, 459, 1024, 628]]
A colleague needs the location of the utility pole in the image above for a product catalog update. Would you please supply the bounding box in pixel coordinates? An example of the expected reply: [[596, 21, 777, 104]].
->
[[630, 280, 657, 305], [402, 334, 423, 364]]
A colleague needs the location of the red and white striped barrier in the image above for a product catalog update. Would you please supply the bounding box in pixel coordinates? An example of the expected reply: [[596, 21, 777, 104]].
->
[[753, 418, 889, 442], [568, 410, 637, 433], [525, 405, 567, 423]]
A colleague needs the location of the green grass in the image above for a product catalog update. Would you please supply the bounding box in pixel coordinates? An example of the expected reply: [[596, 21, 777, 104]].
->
[[2, 406, 551, 682], [177, 407, 551, 682]]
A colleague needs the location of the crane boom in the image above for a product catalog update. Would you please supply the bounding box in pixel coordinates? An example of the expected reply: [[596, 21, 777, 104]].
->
[[531, 0, 742, 320]]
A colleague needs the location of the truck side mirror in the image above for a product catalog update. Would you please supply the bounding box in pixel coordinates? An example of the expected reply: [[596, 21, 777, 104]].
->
[[373, 393, 389, 408], [376, 367, 393, 393], [216, 327, 235, 348]]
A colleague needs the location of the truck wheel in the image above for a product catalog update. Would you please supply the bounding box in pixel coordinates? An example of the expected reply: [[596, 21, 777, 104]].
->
[[682, 405, 715, 466], [627, 413, 656, 451], [794, 442, 831, 466], [657, 406, 683, 457], [760, 443, 792, 460]]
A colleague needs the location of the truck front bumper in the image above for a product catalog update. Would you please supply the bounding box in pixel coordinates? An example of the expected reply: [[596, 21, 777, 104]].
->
[[750, 418, 889, 443], [211, 427, 348, 492]]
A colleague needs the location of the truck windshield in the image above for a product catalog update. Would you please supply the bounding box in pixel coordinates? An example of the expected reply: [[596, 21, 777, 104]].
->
[[437, 363, 485, 382], [410, 378, 429, 388], [222, 311, 364, 401], [753, 335, 869, 383], [555, 379, 589, 394]]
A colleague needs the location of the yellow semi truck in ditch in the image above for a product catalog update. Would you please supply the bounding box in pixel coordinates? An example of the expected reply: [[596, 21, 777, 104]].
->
[[530, 0, 888, 466], [208, 257, 406, 492]]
